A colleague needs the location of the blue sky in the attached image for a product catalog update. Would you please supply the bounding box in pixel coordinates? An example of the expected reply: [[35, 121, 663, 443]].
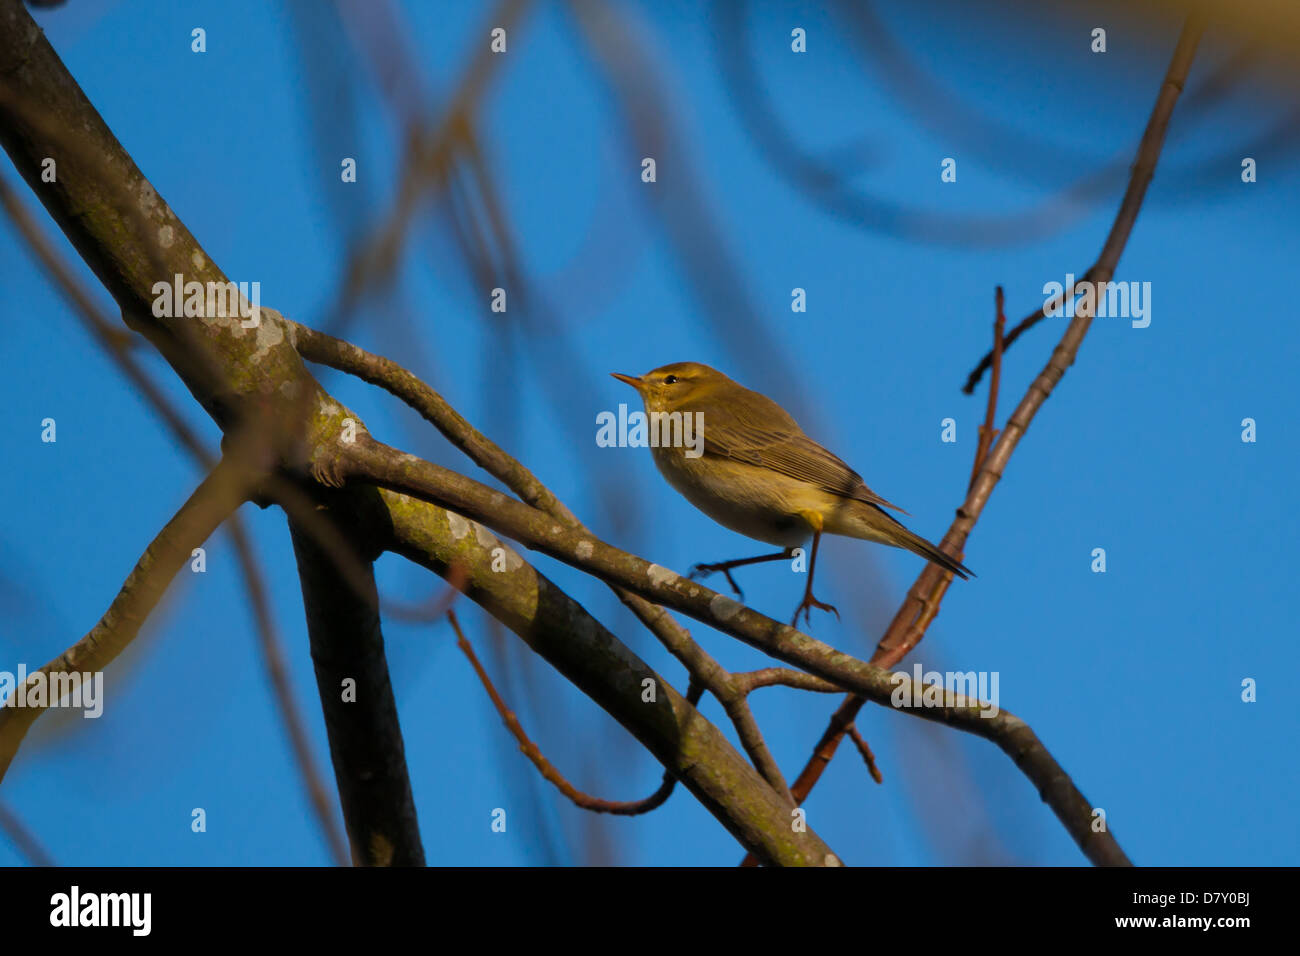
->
[[1, 0, 1296, 866]]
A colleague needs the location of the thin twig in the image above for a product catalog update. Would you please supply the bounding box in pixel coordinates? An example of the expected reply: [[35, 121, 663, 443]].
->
[[845, 726, 883, 785], [732, 668, 845, 695], [962, 272, 1092, 394], [743, 7, 1208, 865], [969, 286, 1006, 490], [447, 610, 685, 815]]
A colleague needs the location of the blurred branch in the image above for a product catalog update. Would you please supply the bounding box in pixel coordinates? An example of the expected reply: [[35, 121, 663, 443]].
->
[[0, 174, 354, 867], [328, 0, 532, 334], [0, 801, 55, 866], [963, 8, 1210, 392], [0, 457, 249, 784]]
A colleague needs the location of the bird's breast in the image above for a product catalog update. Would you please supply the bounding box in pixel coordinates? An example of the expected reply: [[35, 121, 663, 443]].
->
[[650, 446, 816, 548]]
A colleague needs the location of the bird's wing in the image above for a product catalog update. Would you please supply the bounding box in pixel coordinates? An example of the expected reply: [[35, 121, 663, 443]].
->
[[698, 392, 909, 514]]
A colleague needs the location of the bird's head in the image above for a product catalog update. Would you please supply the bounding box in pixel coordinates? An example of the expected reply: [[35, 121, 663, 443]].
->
[[610, 362, 729, 413]]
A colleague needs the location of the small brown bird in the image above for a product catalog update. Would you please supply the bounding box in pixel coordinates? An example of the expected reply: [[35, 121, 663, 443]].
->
[[612, 361, 971, 626]]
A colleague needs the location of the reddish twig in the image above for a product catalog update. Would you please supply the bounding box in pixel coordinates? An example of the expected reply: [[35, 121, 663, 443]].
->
[[743, 8, 1207, 865], [746, 288, 1005, 862], [969, 286, 1006, 489], [447, 609, 684, 816], [846, 726, 884, 785]]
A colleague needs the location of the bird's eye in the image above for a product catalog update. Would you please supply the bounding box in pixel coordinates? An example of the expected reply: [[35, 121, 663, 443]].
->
[[664, 375, 678, 384]]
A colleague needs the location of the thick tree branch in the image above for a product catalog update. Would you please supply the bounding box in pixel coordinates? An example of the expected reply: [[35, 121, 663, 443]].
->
[[0, 0, 427, 865], [288, 494, 424, 866]]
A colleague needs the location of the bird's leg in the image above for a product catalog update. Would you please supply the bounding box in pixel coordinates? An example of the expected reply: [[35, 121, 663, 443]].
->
[[791, 512, 839, 627], [689, 549, 793, 601]]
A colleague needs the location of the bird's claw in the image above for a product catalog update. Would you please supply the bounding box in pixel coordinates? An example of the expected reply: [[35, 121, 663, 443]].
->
[[790, 594, 839, 628]]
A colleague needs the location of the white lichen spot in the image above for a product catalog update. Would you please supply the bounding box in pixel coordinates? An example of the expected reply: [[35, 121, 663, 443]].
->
[[446, 512, 471, 540], [191, 250, 206, 271], [709, 593, 743, 622], [250, 317, 284, 362], [474, 522, 498, 550], [824, 853, 843, 867], [317, 394, 339, 416], [575, 540, 594, 560], [137, 180, 162, 216], [646, 564, 675, 589], [158, 225, 175, 248]]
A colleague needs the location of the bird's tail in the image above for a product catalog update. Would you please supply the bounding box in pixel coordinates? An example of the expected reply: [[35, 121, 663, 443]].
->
[[828, 500, 975, 579], [890, 523, 973, 580]]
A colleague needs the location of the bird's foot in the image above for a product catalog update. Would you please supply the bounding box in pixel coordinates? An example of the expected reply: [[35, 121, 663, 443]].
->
[[790, 592, 839, 628], [689, 562, 745, 600]]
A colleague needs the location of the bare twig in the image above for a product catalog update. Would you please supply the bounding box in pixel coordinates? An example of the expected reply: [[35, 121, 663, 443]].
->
[[732, 668, 845, 695], [969, 286, 1006, 490], [448, 609, 688, 815], [845, 726, 884, 785], [757, 7, 1208, 865]]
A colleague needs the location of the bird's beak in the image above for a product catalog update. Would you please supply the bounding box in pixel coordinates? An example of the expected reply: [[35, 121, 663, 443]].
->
[[610, 372, 643, 391]]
